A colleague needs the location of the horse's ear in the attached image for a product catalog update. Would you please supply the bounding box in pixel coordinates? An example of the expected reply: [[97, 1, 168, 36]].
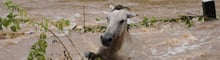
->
[[109, 4, 115, 10], [127, 13, 138, 18]]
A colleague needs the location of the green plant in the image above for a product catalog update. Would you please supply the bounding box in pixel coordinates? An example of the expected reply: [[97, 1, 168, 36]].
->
[[180, 15, 195, 27], [2, 12, 20, 32], [198, 17, 203, 22], [1, 0, 79, 60], [140, 17, 149, 27], [95, 57, 102, 60], [140, 16, 157, 27], [1, 0, 103, 60], [4, 0, 26, 16], [128, 23, 138, 28], [27, 18, 49, 60], [0, 17, 2, 30], [54, 18, 70, 30], [27, 18, 73, 60], [28, 33, 47, 60], [4, 0, 20, 11], [150, 16, 157, 26], [130, 15, 204, 29], [0, 0, 27, 32], [96, 18, 100, 21]]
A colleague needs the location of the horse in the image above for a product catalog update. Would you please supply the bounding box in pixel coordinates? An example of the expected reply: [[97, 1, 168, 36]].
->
[[85, 5, 138, 60]]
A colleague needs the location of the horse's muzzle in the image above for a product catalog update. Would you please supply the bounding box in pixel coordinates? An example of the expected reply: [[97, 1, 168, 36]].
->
[[100, 34, 113, 47]]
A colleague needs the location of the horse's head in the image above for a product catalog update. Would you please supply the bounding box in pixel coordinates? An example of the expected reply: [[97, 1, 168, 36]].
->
[[101, 5, 137, 47]]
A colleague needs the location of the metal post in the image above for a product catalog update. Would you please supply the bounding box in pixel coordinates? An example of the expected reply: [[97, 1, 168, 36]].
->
[[202, 0, 216, 20]]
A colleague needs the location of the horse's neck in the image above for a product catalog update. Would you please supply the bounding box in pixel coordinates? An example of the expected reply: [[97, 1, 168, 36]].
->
[[118, 31, 132, 53], [110, 31, 130, 53], [104, 31, 132, 60], [123, 31, 132, 47], [112, 31, 132, 60]]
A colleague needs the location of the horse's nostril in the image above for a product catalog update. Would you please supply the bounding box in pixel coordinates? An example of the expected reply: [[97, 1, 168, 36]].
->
[[108, 38, 113, 42], [100, 35, 103, 40], [101, 35, 113, 47]]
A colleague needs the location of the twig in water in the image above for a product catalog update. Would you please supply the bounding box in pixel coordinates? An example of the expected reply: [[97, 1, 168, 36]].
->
[[61, 31, 84, 58], [35, 22, 73, 60], [82, 2, 86, 33]]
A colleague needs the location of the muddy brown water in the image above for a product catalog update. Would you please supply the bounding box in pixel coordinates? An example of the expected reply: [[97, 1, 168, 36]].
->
[[0, 0, 220, 60]]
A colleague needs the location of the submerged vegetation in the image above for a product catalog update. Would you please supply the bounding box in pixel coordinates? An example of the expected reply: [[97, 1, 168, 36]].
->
[[131, 15, 203, 28], [73, 15, 204, 33]]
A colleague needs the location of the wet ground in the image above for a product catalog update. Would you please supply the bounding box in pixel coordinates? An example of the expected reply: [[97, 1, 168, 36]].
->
[[0, 0, 220, 60]]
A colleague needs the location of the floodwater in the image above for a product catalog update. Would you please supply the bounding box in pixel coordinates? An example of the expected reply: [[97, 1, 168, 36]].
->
[[0, 0, 220, 60]]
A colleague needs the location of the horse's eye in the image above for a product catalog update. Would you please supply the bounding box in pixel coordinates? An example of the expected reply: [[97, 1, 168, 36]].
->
[[119, 20, 124, 24]]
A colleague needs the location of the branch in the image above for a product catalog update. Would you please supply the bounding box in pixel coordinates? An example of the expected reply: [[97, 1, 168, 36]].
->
[[48, 29, 73, 60], [61, 31, 84, 58], [35, 22, 73, 60]]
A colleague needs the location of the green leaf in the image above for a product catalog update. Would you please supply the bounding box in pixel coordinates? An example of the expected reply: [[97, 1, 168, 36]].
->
[[4, 0, 12, 8], [0, 24, 2, 30], [3, 20, 12, 28], [54, 19, 70, 30], [27, 53, 33, 60], [15, 23, 21, 30], [151, 16, 157, 23], [0, 18, 2, 30], [19, 9, 27, 17], [95, 57, 102, 60], [198, 17, 203, 22], [11, 25, 17, 32], [42, 18, 49, 31], [40, 33, 47, 39], [151, 16, 156, 21], [4, 0, 20, 11], [143, 17, 148, 23], [96, 18, 100, 21], [141, 17, 150, 27], [7, 12, 16, 19], [65, 20, 70, 26], [185, 20, 193, 28], [0, 17, 2, 22]]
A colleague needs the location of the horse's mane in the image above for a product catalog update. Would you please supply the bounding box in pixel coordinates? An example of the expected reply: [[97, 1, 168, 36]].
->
[[112, 5, 130, 12]]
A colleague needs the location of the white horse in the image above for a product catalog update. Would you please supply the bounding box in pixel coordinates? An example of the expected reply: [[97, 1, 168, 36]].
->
[[85, 5, 137, 60]]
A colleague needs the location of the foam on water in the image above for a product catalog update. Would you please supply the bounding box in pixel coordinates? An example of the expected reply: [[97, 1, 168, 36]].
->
[[150, 48, 157, 55], [159, 40, 210, 60]]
